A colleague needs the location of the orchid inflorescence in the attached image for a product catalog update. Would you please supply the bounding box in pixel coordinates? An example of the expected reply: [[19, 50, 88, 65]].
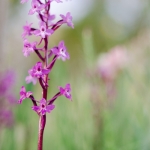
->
[[18, 0, 73, 116], [18, 0, 73, 149]]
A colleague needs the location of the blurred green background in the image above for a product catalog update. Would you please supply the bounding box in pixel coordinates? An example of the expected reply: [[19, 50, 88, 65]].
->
[[1, 0, 150, 150]]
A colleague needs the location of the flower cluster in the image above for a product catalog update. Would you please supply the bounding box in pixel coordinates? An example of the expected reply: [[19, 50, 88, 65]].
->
[[18, 0, 73, 116]]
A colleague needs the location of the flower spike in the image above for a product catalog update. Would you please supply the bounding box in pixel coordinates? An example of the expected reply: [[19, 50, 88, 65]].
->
[[19, 0, 74, 149]]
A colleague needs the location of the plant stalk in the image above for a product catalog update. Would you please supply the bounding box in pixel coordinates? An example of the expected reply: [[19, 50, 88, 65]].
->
[[38, 34, 48, 150]]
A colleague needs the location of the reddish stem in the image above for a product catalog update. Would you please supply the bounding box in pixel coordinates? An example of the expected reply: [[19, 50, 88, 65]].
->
[[34, 50, 44, 62], [38, 32, 48, 149], [38, 1, 50, 149], [38, 115, 46, 150]]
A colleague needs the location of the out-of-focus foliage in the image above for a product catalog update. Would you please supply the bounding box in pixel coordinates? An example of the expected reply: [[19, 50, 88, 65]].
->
[[10, 0, 18, 7]]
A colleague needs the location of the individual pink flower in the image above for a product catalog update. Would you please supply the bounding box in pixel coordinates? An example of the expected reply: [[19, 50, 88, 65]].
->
[[22, 22, 33, 39], [28, 0, 45, 15], [18, 86, 32, 104], [59, 83, 72, 100], [60, 12, 74, 28], [52, 41, 70, 61], [32, 98, 55, 115], [31, 62, 50, 78], [33, 22, 54, 38], [26, 62, 50, 84], [23, 39, 37, 57]]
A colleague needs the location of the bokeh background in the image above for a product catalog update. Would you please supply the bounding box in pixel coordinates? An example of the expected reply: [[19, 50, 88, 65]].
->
[[1, 0, 150, 149]]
